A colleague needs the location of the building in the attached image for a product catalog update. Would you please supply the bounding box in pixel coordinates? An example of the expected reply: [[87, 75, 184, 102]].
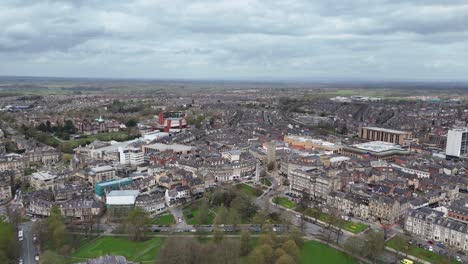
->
[[119, 147, 144, 166], [266, 141, 276, 165], [0, 171, 13, 202], [0, 153, 26, 172], [31, 171, 58, 190], [448, 199, 468, 224], [342, 141, 410, 160], [446, 128, 468, 159], [106, 190, 139, 219], [284, 135, 341, 153], [77, 117, 120, 135], [327, 191, 370, 219], [94, 177, 133, 197], [88, 165, 117, 185], [142, 143, 195, 155], [406, 208, 468, 251], [158, 111, 188, 132], [359, 127, 414, 145], [368, 194, 409, 224], [135, 193, 166, 215]]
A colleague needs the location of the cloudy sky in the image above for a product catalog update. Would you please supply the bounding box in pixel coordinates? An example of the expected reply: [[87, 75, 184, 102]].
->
[[1, 0, 467, 81]]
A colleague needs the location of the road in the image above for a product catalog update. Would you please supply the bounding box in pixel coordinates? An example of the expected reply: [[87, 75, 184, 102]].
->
[[20, 221, 37, 264]]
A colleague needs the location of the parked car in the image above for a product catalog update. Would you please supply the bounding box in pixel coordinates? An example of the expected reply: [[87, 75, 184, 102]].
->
[[436, 242, 445, 248], [428, 246, 433, 252], [455, 255, 462, 262], [428, 240, 434, 245]]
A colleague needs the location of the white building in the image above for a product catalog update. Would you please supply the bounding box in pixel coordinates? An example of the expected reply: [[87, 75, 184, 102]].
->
[[446, 128, 468, 159], [31, 171, 58, 190], [119, 147, 144, 166]]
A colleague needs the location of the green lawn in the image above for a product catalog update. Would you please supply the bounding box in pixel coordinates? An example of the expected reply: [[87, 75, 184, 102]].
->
[[301, 208, 368, 234], [152, 213, 175, 225], [300, 240, 358, 264], [236, 183, 263, 197], [260, 178, 272, 187], [387, 236, 457, 264], [273, 196, 297, 209], [59, 131, 132, 153], [72, 237, 164, 263], [183, 200, 215, 225]]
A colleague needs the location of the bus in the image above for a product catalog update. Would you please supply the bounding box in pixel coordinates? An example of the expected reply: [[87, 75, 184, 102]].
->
[[18, 230, 23, 241], [400, 259, 414, 264]]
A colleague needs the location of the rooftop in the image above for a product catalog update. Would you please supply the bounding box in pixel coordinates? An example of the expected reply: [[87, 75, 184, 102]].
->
[[363, 127, 410, 135], [32, 171, 57, 181], [352, 141, 405, 153]]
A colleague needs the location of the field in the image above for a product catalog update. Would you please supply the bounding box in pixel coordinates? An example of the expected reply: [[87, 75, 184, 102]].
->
[[183, 200, 215, 225], [152, 213, 175, 225], [236, 183, 263, 197], [72, 237, 164, 263], [302, 208, 368, 234], [59, 131, 131, 153], [387, 236, 457, 264], [300, 240, 358, 264], [273, 196, 297, 209]]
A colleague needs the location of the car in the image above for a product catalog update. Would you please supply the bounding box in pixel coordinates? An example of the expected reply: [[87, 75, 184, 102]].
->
[[428, 240, 434, 245], [178, 217, 182, 223], [436, 242, 445, 248], [19, 259, 23, 264], [34, 254, 39, 261], [408, 240, 413, 245], [455, 256, 462, 262], [428, 246, 433, 252]]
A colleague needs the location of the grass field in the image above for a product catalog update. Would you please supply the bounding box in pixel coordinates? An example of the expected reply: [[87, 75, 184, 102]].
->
[[183, 200, 215, 225], [72, 237, 164, 263], [300, 240, 358, 264], [273, 196, 297, 209], [301, 208, 368, 234], [59, 131, 131, 153], [152, 213, 175, 225], [387, 236, 457, 264], [236, 183, 263, 197]]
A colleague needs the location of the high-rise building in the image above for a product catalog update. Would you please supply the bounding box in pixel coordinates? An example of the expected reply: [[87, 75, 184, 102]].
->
[[266, 141, 276, 166], [446, 127, 468, 159]]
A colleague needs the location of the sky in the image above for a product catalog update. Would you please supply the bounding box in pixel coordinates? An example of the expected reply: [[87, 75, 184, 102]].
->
[[0, 0, 468, 81]]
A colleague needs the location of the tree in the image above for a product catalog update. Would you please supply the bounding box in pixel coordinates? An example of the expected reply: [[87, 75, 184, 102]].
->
[[258, 244, 274, 264], [125, 119, 138, 127], [282, 240, 299, 261], [0, 217, 18, 263], [274, 248, 286, 259], [391, 236, 409, 262], [214, 205, 228, 225], [344, 235, 366, 258], [40, 250, 66, 264], [240, 230, 252, 256], [275, 254, 295, 264], [213, 228, 224, 243], [197, 198, 210, 225], [288, 227, 304, 247], [248, 247, 265, 264], [35, 206, 69, 251], [227, 208, 241, 230], [364, 230, 385, 263], [122, 207, 151, 241]]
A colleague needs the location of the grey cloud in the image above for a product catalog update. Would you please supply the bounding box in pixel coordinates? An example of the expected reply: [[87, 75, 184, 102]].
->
[[0, 0, 467, 80]]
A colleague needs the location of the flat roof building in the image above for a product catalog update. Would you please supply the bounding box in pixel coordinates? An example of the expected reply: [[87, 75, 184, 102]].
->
[[342, 141, 410, 160]]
